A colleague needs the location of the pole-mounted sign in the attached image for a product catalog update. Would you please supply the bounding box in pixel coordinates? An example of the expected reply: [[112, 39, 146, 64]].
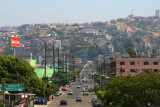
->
[[11, 37, 20, 47], [6, 84, 24, 91]]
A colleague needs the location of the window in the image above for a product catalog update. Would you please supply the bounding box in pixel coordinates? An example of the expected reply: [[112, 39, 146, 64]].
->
[[153, 62, 158, 65], [144, 62, 149, 65], [120, 69, 125, 72], [130, 69, 136, 72], [130, 62, 135, 65], [120, 62, 125, 65], [154, 69, 158, 72]]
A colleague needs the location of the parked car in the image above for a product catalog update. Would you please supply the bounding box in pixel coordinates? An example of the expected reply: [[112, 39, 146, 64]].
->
[[65, 85, 69, 89], [88, 88, 94, 92], [62, 87, 68, 91], [81, 88, 87, 92], [34, 96, 47, 105], [68, 91, 73, 95], [85, 86, 89, 90], [93, 99, 103, 107], [91, 98, 97, 103], [69, 83, 72, 87], [59, 90, 63, 95], [54, 91, 61, 96], [76, 96, 82, 102], [60, 100, 67, 105], [83, 92, 89, 96]]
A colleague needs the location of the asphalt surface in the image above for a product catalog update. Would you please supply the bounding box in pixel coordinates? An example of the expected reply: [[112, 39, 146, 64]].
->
[[46, 83, 96, 107], [35, 63, 97, 107]]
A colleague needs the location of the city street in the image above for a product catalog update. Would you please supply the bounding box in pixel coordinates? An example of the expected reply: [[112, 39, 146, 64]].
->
[[47, 83, 96, 107], [35, 63, 97, 107]]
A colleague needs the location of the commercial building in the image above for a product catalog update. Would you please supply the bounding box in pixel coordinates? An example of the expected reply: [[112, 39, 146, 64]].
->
[[155, 10, 160, 18], [116, 58, 160, 76]]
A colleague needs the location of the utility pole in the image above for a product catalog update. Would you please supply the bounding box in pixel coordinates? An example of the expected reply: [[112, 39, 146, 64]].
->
[[69, 53, 71, 81], [100, 63, 102, 91], [63, 52, 65, 73], [58, 47, 60, 76], [121, 65, 122, 77], [72, 55, 76, 78], [65, 53, 67, 75], [103, 59, 106, 85], [53, 45, 55, 76], [3, 84, 5, 107], [13, 47, 16, 57], [45, 42, 47, 79], [103, 59, 105, 75]]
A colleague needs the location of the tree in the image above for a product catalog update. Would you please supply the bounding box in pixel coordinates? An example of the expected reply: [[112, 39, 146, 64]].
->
[[127, 48, 137, 58], [0, 55, 58, 98], [97, 72, 160, 107], [0, 99, 8, 107]]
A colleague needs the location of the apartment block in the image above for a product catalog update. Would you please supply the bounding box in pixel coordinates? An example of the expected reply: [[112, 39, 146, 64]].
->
[[116, 58, 160, 76], [156, 10, 160, 18]]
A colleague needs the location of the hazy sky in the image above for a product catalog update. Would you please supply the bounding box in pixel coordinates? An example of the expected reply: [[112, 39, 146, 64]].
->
[[1, 0, 160, 26]]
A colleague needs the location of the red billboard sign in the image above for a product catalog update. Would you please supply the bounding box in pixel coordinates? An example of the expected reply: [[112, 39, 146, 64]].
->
[[11, 37, 20, 47]]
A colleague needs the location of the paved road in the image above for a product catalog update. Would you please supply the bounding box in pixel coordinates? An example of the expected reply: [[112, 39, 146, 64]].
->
[[47, 83, 96, 107], [35, 63, 97, 107]]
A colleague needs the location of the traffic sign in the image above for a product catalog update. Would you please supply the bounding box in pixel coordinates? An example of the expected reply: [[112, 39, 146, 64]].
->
[[6, 84, 24, 91], [0, 84, 2, 91]]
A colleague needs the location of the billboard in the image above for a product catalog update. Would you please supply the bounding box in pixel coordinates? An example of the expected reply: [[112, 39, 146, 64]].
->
[[11, 37, 20, 47]]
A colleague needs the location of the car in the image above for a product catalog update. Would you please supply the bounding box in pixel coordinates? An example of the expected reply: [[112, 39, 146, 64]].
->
[[54, 91, 61, 96], [81, 88, 87, 92], [76, 96, 82, 102], [34, 101, 39, 105], [77, 85, 81, 88], [82, 79, 85, 82], [62, 87, 68, 91], [60, 100, 67, 105], [65, 85, 69, 88], [91, 98, 97, 103], [85, 86, 89, 90], [34, 96, 47, 105], [88, 88, 94, 92], [93, 99, 103, 107], [59, 90, 63, 95], [68, 91, 73, 95], [83, 92, 89, 96], [68, 83, 72, 87]]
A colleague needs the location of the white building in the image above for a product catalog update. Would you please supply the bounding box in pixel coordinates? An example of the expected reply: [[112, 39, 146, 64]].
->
[[54, 40, 61, 48], [156, 10, 160, 18]]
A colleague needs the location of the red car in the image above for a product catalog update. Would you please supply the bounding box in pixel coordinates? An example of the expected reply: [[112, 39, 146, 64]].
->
[[62, 87, 68, 91]]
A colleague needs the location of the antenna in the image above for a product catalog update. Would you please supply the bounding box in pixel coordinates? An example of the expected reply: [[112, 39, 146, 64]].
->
[[131, 7, 134, 15]]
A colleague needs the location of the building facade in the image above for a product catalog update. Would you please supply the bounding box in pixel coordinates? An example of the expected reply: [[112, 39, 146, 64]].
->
[[116, 58, 160, 76], [156, 10, 160, 18]]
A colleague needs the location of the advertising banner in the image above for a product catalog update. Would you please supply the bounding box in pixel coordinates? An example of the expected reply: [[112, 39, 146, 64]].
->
[[11, 37, 20, 47]]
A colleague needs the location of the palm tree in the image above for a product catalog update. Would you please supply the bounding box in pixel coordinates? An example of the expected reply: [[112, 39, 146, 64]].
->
[[127, 48, 137, 58]]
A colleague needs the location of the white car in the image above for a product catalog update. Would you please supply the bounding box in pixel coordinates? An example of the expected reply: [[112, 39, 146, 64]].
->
[[77, 85, 81, 88], [59, 90, 62, 95], [54, 91, 61, 96], [68, 91, 73, 95], [83, 92, 89, 96], [76, 96, 82, 102]]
